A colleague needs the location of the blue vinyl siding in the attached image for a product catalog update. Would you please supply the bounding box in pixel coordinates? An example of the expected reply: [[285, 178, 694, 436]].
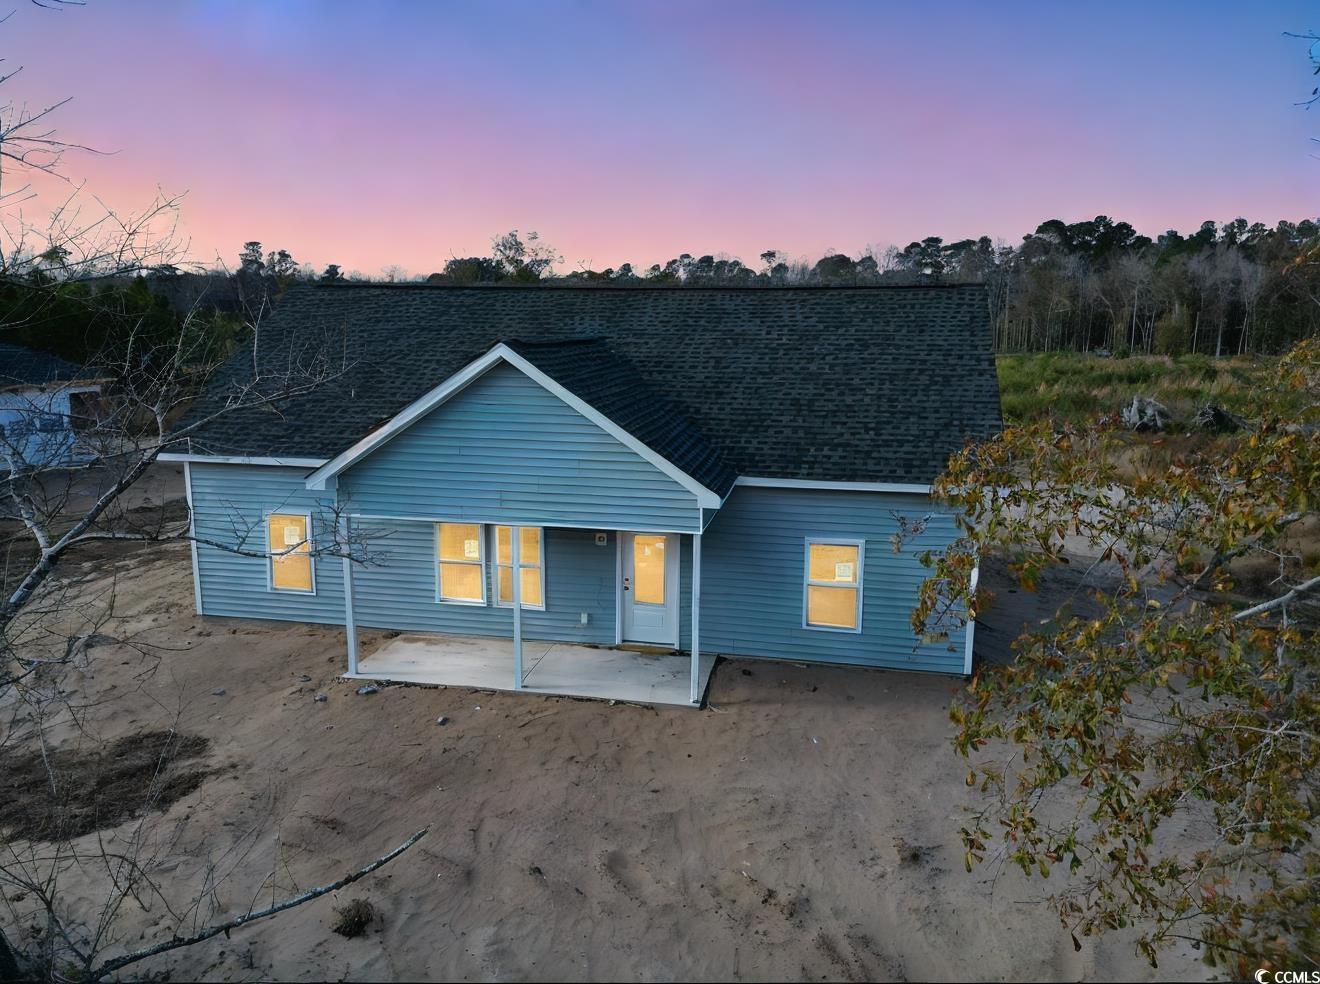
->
[[697, 486, 967, 674], [187, 469, 970, 677], [190, 463, 346, 624], [340, 363, 702, 532], [0, 387, 91, 469], [351, 520, 617, 643]]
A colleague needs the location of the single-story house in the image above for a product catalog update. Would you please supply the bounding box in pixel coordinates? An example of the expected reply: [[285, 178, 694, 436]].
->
[[163, 284, 1001, 706], [0, 342, 102, 471]]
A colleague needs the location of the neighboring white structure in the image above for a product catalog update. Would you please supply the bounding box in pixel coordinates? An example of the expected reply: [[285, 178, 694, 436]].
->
[[0, 342, 101, 471]]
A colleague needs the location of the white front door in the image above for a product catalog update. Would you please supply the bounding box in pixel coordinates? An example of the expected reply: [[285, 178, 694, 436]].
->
[[621, 532, 679, 646]]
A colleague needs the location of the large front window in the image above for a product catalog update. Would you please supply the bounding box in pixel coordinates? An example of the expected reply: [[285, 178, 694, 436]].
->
[[437, 523, 486, 604], [804, 539, 863, 631], [493, 525, 544, 609]]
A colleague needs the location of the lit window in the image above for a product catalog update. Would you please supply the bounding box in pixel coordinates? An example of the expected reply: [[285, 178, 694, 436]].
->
[[268, 513, 314, 593], [632, 534, 667, 605], [437, 523, 485, 604], [493, 526, 544, 609], [804, 539, 863, 631]]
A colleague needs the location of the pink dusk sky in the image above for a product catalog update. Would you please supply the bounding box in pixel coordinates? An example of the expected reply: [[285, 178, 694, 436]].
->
[[5, 0, 1318, 276]]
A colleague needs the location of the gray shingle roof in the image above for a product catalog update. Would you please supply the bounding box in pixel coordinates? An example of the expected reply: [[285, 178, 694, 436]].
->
[[178, 284, 1002, 485], [0, 343, 87, 387]]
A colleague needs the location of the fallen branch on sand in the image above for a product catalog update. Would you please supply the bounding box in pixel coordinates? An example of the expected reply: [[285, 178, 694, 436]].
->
[[86, 827, 429, 981]]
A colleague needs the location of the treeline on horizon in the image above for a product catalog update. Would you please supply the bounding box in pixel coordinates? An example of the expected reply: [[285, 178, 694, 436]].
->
[[11, 216, 1320, 364], [239, 216, 1320, 357]]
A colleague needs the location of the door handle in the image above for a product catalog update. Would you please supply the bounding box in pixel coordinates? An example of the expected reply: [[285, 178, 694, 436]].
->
[[623, 577, 631, 592]]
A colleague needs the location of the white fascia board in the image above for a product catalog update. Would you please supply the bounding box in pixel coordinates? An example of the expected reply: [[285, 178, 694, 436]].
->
[[734, 476, 932, 495], [304, 344, 723, 509], [158, 453, 329, 468], [1, 378, 105, 397]]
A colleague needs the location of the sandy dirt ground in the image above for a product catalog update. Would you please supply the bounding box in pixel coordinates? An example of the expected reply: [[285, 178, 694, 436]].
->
[[2, 479, 1208, 982]]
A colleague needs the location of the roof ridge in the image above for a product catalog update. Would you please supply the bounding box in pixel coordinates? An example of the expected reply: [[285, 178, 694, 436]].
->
[[502, 336, 609, 348]]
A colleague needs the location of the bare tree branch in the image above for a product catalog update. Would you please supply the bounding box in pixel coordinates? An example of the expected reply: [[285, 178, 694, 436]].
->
[[1233, 572, 1320, 621], [86, 827, 429, 981]]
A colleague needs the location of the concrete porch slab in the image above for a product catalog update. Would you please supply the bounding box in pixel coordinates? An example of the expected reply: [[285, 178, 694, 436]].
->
[[348, 633, 716, 708]]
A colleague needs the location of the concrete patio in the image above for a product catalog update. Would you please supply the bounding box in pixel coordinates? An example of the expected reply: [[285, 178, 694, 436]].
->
[[347, 633, 717, 707]]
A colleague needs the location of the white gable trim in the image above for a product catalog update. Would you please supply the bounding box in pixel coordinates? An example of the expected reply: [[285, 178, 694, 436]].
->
[[735, 476, 932, 495], [303, 344, 723, 508]]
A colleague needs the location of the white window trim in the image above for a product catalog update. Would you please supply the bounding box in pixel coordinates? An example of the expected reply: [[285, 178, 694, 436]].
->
[[435, 522, 488, 606], [265, 510, 316, 595], [802, 536, 864, 633], [491, 525, 546, 611]]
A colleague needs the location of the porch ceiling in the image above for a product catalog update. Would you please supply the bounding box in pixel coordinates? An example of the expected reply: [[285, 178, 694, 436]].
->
[[348, 633, 715, 708]]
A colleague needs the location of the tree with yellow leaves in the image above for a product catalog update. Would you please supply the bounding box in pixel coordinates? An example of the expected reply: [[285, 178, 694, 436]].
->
[[916, 340, 1318, 974]]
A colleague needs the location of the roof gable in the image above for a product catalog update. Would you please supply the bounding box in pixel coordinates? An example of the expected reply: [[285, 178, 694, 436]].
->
[[501, 338, 736, 497], [306, 342, 727, 507]]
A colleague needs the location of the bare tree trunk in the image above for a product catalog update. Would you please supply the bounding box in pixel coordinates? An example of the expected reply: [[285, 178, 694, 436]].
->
[[1130, 286, 1139, 351]]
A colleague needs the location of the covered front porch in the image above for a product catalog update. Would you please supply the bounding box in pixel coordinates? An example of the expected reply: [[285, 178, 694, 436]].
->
[[338, 520, 714, 706], [312, 342, 731, 707], [347, 633, 717, 707]]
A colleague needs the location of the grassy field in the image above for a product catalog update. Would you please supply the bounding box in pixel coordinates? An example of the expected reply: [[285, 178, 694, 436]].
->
[[996, 351, 1272, 424], [996, 350, 1320, 602]]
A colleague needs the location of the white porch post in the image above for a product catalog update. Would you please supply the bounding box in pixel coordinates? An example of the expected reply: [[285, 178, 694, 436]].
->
[[511, 526, 523, 689], [183, 462, 203, 615], [340, 515, 358, 675], [690, 532, 702, 704]]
